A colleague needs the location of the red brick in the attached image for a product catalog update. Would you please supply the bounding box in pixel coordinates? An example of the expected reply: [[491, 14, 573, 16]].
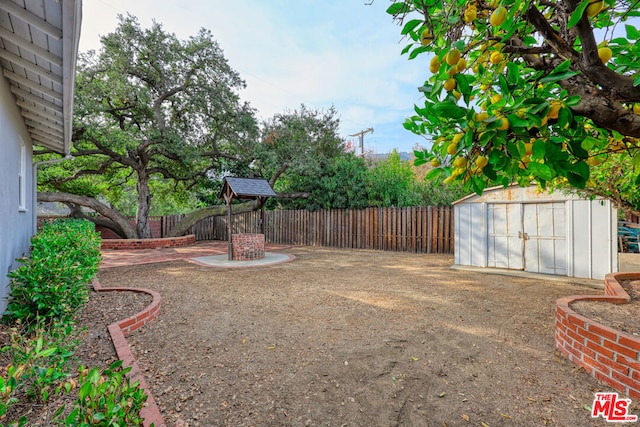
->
[[604, 339, 638, 359], [619, 354, 640, 372], [594, 370, 627, 393], [619, 335, 640, 353], [598, 356, 630, 375], [580, 327, 604, 345], [586, 340, 614, 359], [567, 313, 588, 329], [588, 323, 619, 342], [584, 355, 610, 376], [612, 369, 640, 392], [120, 317, 136, 328], [567, 328, 585, 345]]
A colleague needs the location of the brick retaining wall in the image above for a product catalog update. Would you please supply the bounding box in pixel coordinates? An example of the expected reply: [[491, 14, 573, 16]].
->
[[101, 234, 196, 250], [232, 233, 265, 261], [555, 272, 640, 399], [92, 281, 166, 427]]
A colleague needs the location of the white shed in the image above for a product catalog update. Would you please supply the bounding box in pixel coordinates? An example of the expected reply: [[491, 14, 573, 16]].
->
[[454, 185, 617, 280]]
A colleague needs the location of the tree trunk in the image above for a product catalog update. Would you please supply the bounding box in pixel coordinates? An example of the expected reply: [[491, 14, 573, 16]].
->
[[136, 169, 153, 238], [37, 192, 138, 238], [166, 200, 259, 237]]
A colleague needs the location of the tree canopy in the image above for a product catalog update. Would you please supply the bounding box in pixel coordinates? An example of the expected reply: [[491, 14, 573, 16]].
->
[[38, 14, 257, 238], [387, 0, 640, 202]]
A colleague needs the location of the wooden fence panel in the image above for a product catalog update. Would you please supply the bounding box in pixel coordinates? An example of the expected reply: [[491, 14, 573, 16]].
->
[[162, 206, 454, 254]]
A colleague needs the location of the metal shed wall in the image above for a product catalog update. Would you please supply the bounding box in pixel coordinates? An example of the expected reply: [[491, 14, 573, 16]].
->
[[454, 186, 617, 280]]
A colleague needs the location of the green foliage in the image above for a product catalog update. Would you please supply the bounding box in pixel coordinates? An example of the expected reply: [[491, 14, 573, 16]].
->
[[272, 153, 371, 210], [387, 0, 640, 198], [369, 151, 423, 207], [1, 320, 77, 404], [55, 361, 147, 427], [37, 14, 258, 237], [254, 105, 346, 183], [4, 219, 102, 326]]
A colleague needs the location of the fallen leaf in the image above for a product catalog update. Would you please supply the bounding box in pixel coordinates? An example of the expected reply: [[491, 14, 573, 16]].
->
[[438, 392, 446, 398], [500, 413, 511, 419], [481, 422, 491, 427], [411, 356, 419, 361], [460, 413, 470, 422], [267, 344, 276, 350]]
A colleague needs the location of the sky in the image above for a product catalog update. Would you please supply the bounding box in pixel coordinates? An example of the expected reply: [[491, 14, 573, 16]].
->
[[78, 0, 429, 155]]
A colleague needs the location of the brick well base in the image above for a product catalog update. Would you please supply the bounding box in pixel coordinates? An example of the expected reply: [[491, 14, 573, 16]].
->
[[232, 233, 265, 261]]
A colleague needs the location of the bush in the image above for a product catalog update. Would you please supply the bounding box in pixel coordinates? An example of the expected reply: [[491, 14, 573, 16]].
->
[[3, 219, 102, 326], [55, 361, 148, 427]]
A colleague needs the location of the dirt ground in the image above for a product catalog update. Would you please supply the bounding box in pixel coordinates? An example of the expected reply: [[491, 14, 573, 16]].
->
[[94, 246, 638, 427]]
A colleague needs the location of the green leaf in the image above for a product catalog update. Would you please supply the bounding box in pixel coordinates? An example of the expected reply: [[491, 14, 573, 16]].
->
[[632, 151, 640, 169], [540, 69, 580, 83], [568, 0, 589, 29], [626, 24, 640, 41], [498, 74, 510, 97], [581, 136, 600, 151], [386, 2, 409, 15], [425, 167, 443, 180], [506, 63, 520, 85], [408, 45, 430, 60], [401, 19, 423, 35], [506, 114, 531, 128], [634, 74, 640, 87], [532, 139, 546, 159], [454, 73, 472, 95], [528, 162, 555, 181], [432, 101, 467, 119]]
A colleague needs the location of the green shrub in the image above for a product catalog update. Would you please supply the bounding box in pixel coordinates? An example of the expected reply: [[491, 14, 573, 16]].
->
[[55, 361, 148, 427], [3, 219, 102, 326]]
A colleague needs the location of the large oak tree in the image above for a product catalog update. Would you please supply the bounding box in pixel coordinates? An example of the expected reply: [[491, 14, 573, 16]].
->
[[38, 15, 257, 238]]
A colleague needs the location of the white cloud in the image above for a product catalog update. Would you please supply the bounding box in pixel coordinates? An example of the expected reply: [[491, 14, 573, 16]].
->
[[79, 0, 427, 153]]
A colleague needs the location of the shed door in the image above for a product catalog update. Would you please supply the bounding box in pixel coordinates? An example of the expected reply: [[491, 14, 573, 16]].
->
[[487, 204, 523, 269], [523, 203, 567, 275]]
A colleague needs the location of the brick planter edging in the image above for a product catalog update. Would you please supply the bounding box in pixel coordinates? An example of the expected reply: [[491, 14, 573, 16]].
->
[[93, 280, 167, 427], [101, 234, 196, 250], [555, 272, 640, 400]]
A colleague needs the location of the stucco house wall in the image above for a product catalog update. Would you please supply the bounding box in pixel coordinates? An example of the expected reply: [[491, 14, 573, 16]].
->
[[0, 75, 35, 313]]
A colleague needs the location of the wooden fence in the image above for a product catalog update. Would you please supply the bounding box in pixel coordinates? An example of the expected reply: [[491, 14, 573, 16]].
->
[[162, 206, 454, 254]]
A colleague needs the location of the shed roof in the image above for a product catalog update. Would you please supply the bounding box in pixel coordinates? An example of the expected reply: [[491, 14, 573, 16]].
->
[[453, 184, 594, 205], [0, 0, 82, 155], [219, 177, 277, 200]]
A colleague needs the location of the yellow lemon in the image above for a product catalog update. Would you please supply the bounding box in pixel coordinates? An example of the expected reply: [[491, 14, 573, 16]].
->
[[453, 157, 468, 168], [586, 0, 603, 17], [431, 158, 442, 167], [524, 142, 533, 156], [490, 6, 507, 27], [548, 101, 562, 119], [490, 51, 504, 64], [452, 133, 464, 144], [634, 103, 640, 115], [491, 93, 503, 104], [464, 5, 477, 23], [475, 111, 489, 121], [598, 46, 612, 64], [446, 49, 461, 66], [457, 57, 467, 71], [430, 56, 441, 73], [475, 155, 489, 169], [497, 116, 509, 131], [444, 78, 457, 91], [447, 142, 458, 155], [447, 65, 459, 76], [420, 28, 434, 46]]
